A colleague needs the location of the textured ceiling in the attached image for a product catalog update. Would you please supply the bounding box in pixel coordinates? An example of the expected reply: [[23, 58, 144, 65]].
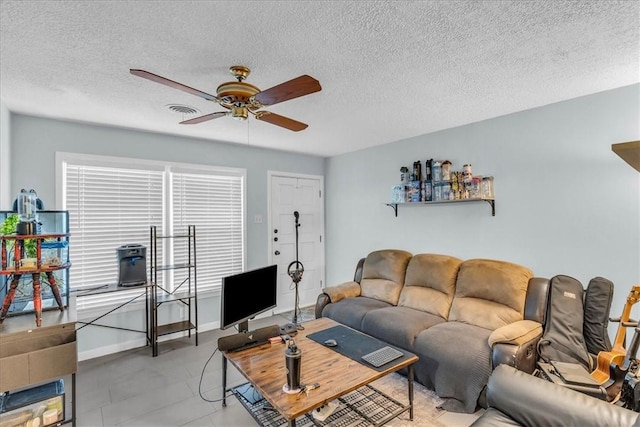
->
[[1, 1, 638, 157]]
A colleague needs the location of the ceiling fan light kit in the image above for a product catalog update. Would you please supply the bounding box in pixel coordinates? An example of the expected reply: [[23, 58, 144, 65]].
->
[[130, 65, 321, 131]]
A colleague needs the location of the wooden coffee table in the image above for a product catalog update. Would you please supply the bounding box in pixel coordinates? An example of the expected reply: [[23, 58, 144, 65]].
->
[[221, 317, 418, 426]]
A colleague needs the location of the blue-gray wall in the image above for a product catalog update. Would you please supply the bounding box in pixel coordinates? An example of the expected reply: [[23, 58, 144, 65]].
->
[[325, 84, 640, 334], [9, 115, 325, 270], [4, 84, 640, 358], [7, 115, 325, 358]]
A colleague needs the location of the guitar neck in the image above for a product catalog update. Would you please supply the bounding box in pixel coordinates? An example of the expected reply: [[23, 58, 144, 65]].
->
[[612, 285, 640, 354]]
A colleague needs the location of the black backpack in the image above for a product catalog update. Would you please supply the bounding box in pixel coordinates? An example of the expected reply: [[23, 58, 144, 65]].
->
[[537, 275, 592, 371]]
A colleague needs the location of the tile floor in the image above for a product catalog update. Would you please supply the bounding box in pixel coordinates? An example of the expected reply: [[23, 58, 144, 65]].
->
[[75, 314, 481, 426]]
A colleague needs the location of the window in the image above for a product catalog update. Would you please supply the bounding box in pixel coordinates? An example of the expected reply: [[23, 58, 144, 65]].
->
[[56, 153, 245, 311]]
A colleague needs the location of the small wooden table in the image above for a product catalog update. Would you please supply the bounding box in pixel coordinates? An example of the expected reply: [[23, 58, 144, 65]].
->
[[222, 317, 418, 426]]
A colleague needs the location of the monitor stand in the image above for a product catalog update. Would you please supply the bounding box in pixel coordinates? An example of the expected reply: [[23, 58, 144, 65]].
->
[[237, 319, 249, 333]]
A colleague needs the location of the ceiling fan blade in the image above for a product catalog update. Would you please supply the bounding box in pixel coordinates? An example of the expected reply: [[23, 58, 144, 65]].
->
[[255, 111, 308, 132], [254, 75, 321, 106], [179, 111, 228, 124], [130, 69, 218, 102]]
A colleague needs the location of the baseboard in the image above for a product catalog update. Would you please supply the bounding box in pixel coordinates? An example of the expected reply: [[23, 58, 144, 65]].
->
[[78, 320, 221, 361], [78, 337, 146, 361], [77, 309, 315, 361]]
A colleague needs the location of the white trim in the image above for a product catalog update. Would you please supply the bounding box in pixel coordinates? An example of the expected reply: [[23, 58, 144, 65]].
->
[[78, 318, 222, 361]]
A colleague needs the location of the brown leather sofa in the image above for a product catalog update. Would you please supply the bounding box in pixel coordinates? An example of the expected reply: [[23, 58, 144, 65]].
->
[[315, 249, 549, 413], [471, 364, 640, 426]]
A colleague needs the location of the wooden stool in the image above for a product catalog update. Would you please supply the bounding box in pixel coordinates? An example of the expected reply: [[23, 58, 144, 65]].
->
[[0, 271, 64, 326]]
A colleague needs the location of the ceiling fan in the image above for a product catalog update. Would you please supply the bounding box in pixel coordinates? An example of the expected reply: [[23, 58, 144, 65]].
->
[[130, 66, 321, 131]]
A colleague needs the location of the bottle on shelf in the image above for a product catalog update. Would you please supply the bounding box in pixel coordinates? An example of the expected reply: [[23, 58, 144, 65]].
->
[[482, 176, 494, 198], [432, 161, 442, 183], [400, 166, 409, 184], [442, 161, 452, 181]]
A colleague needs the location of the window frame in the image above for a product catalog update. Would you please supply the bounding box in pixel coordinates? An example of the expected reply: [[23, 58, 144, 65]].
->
[[55, 152, 246, 315]]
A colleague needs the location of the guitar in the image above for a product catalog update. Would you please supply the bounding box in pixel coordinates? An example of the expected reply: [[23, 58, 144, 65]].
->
[[591, 285, 640, 400]]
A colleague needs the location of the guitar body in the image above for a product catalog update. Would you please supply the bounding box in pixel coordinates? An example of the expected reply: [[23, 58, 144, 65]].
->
[[589, 285, 640, 402]]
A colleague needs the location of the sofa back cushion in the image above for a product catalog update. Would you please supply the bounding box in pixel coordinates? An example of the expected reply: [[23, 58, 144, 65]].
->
[[360, 249, 413, 305], [397, 254, 463, 319], [449, 258, 533, 330]]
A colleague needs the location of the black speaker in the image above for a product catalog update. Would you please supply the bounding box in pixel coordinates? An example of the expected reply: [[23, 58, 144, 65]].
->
[[218, 325, 281, 352]]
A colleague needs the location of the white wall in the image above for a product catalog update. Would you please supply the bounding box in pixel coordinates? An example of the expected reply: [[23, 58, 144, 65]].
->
[[9, 114, 325, 358], [325, 84, 640, 336]]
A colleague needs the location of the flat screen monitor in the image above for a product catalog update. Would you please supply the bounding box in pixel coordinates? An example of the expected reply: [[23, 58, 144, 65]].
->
[[220, 264, 277, 331]]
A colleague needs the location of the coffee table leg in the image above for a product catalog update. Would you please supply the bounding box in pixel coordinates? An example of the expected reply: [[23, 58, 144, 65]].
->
[[222, 355, 227, 407], [289, 420, 296, 427], [408, 364, 414, 420]]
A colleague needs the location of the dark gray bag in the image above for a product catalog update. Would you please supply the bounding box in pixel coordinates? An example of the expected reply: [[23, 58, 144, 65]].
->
[[537, 275, 592, 371], [583, 276, 614, 356]]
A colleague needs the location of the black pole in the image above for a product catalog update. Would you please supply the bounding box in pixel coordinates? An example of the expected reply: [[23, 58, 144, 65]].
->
[[291, 211, 302, 325]]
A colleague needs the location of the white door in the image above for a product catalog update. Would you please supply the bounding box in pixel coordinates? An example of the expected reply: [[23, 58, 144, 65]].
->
[[269, 173, 324, 316]]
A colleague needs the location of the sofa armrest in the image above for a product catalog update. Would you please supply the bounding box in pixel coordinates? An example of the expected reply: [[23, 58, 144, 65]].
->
[[315, 293, 331, 319], [489, 320, 542, 373], [324, 281, 361, 302], [472, 364, 640, 427], [489, 320, 542, 347], [524, 277, 550, 323], [314, 281, 362, 319]]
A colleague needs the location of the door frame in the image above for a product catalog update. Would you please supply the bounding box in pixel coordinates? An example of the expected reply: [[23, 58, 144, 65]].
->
[[267, 170, 325, 312]]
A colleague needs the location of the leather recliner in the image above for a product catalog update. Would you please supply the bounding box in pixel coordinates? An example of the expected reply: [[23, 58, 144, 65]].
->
[[471, 364, 640, 427]]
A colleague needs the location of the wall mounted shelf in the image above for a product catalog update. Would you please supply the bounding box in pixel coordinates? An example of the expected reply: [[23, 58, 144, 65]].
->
[[612, 140, 640, 173], [386, 198, 495, 217]]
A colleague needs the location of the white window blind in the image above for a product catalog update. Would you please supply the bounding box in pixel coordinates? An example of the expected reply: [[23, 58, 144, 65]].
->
[[172, 172, 244, 294], [66, 164, 164, 287], [59, 153, 245, 311]]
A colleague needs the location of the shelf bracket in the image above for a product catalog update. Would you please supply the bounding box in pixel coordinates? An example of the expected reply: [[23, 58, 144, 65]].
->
[[386, 203, 398, 217], [485, 199, 495, 216]]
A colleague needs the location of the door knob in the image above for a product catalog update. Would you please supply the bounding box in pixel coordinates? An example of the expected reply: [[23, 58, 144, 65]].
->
[[275, 250, 280, 256]]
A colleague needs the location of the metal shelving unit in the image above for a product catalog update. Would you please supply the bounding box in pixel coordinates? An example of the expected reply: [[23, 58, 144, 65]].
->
[[149, 225, 198, 357]]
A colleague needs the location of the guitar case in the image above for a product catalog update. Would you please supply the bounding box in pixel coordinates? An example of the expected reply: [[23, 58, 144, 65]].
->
[[535, 275, 608, 400], [537, 275, 592, 371], [583, 276, 614, 356]]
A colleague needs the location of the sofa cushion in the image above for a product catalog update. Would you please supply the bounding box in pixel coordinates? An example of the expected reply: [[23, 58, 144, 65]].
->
[[415, 321, 493, 413], [361, 306, 446, 350], [321, 296, 392, 330], [359, 249, 413, 305], [398, 253, 463, 319], [449, 259, 533, 330]]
